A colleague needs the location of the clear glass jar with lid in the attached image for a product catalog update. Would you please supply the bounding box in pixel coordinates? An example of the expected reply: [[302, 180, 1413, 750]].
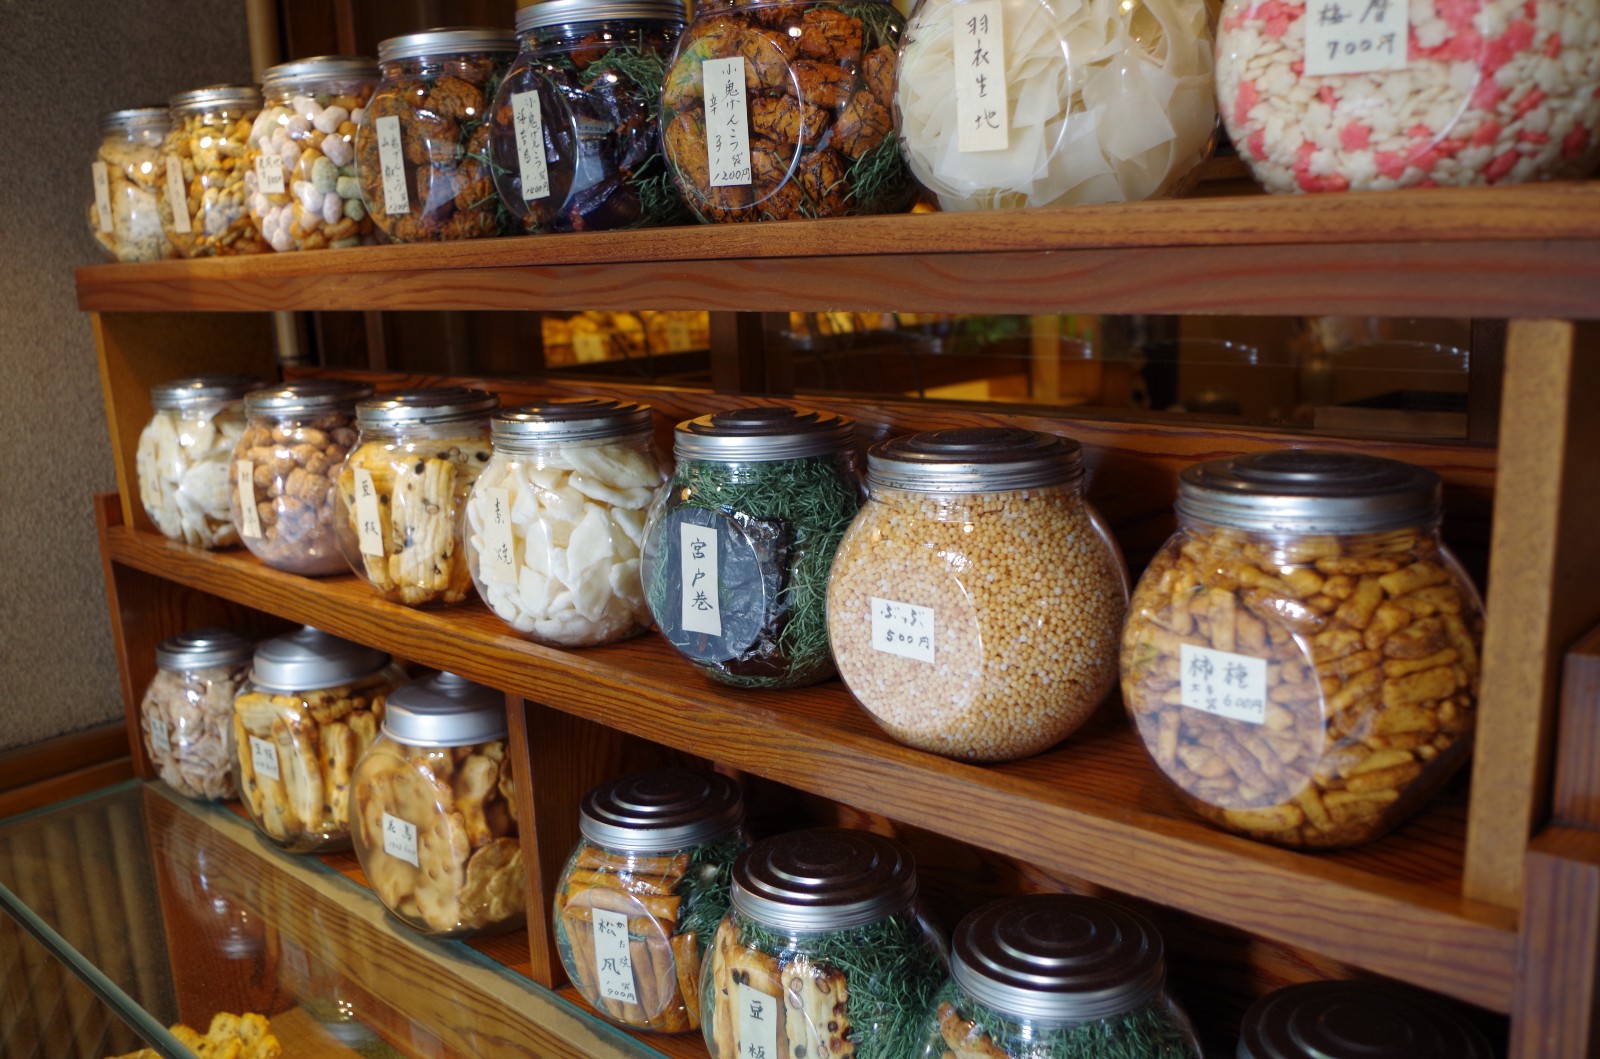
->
[[246, 56, 381, 252], [135, 374, 263, 549], [827, 428, 1129, 762], [161, 85, 269, 256], [486, 0, 690, 233], [230, 379, 373, 575], [641, 407, 861, 689], [355, 28, 518, 242], [349, 671, 525, 937], [1120, 450, 1485, 848], [702, 828, 948, 1059], [88, 107, 175, 262], [139, 626, 255, 802], [464, 399, 667, 646], [334, 388, 499, 607], [919, 894, 1201, 1059], [555, 768, 748, 1033], [1237, 980, 1494, 1058], [231, 625, 405, 852]]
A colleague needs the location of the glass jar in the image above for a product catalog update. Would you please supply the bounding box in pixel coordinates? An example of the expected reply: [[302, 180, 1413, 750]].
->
[[335, 388, 499, 607], [349, 671, 525, 937], [828, 428, 1128, 762], [230, 380, 373, 575], [487, 0, 690, 233], [1121, 451, 1485, 848], [1238, 980, 1494, 1058], [161, 85, 269, 256], [231, 625, 404, 852], [465, 399, 667, 646], [641, 407, 860, 688], [896, 0, 1219, 210], [140, 627, 255, 801], [555, 768, 747, 1033], [88, 107, 176, 262], [356, 28, 518, 242], [659, 0, 914, 222], [247, 56, 380, 252], [135, 374, 262, 549], [1216, 0, 1600, 193], [920, 894, 1201, 1059], [702, 828, 948, 1059]]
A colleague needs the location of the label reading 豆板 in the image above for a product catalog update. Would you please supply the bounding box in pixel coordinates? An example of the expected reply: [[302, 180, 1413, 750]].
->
[[870, 597, 936, 664], [703, 57, 753, 187], [481, 486, 517, 585], [92, 162, 114, 233], [354, 468, 385, 557], [149, 717, 171, 756], [1305, 0, 1410, 76], [955, 0, 1010, 153], [236, 460, 262, 539], [375, 115, 411, 215], [1179, 643, 1267, 725], [511, 90, 552, 200], [249, 734, 281, 780], [165, 155, 193, 234], [737, 980, 781, 1059], [256, 152, 285, 194], [381, 812, 420, 867], [680, 522, 721, 637], [591, 908, 638, 1005]]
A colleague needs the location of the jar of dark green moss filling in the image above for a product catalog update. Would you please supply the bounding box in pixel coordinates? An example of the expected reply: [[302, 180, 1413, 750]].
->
[[919, 894, 1201, 1059], [641, 407, 860, 688]]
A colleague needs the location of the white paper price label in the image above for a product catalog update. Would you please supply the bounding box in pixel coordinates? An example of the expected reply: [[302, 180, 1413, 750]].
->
[[381, 812, 420, 867], [703, 57, 753, 187], [1305, 0, 1409, 76], [148, 717, 171, 756], [680, 522, 721, 637], [736, 981, 781, 1059], [354, 468, 385, 557], [236, 460, 262, 539], [512, 90, 552, 200], [256, 152, 285, 194], [1180, 643, 1268, 725], [954, 0, 1010, 153], [480, 486, 517, 585], [165, 155, 192, 234], [249, 734, 280, 780], [375, 115, 411, 215], [870, 596, 936, 663], [592, 908, 638, 1004], [92, 161, 114, 233]]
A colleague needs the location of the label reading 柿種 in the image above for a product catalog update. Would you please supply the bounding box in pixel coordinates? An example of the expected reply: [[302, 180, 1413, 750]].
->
[[165, 155, 193, 234], [256, 152, 285, 194], [236, 460, 262, 539], [148, 716, 171, 756], [1305, 0, 1410, 76], [955, 0, 1010, 153], [511, 91, 552, 200], [870, 597, 936, 664], [591, 908, 638, 1005], [375, 115, 411, 215], [481, 486, 517, 585], [703, 57, 753, 187], [680, 522, 721, 637], [1180, 643, 1267, 725], [354, 468, 385, 557], [92, 162, 114, 233], [737, 981, 781, 1059], [381, 812, 420, 867], [249, 734, 281, 781]]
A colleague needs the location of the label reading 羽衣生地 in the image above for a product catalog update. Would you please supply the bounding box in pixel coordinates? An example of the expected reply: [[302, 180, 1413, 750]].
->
[[1179, 643, 1267, 725], [149, 717, 171, 756], [954, 0, 1010, 153], [591, 908, 638, 1005], [480, 486, 517, 585], [737, 981, 781, 1059], [870, 597, 936, 664], [382, 811, 420, 867], [256, 152, 286, 194], [703, 57, 753, 187], [680, 522, 722, 637], [249, 734, 281, 780], [354, 468, 386, 557], [92, 162, 114, 233], [165, 155, 193, 234], [1305, 0, 1410, 76], [511, 90, 552, 200], [236, 460, 262, 539], [375, 115, 411, 215]]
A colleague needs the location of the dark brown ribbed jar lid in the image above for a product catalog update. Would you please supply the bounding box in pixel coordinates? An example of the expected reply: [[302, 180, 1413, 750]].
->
[[673, 407, 854, 462], [866, 427, 1083, 493], [1179, 451, 1441, 535], [731, 828, 917, 932], [579, 768, 744, 852], [1237, 981, 1495, 1059]]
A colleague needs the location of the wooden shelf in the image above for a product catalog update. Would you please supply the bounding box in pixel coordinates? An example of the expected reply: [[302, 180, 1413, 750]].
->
[[102, 518, 1519, 1014]]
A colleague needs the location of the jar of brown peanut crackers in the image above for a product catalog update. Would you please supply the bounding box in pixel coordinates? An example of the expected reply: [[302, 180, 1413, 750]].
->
[[1121, 450, 1485, 849]]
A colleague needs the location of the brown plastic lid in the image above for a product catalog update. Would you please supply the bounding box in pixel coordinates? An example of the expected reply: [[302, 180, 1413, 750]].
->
[[867, 427, 1083, 493], [579, 768, 743, 852], [731, 828, 916, 932], [1237, 981, 1495, 1059]]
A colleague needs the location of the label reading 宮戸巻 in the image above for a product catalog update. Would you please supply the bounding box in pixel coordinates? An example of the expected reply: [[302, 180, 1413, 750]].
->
[[703, 57, 753, 187], [592, 908, 639, 1004], [375, 115, 411, 215], [236, 460, 262, 538], [480, 486, 517, 585], [249, 734, 281, 780], [1305, 0, 1410, 76], [955, 0, 1010, 153], [512, 91, 552, 200], [870, 597, 936, 664], [382, 812, 420, 867], [680, 522, 721, 637], [1180, 643, 1267, 725], [354, 468, 385, 557]]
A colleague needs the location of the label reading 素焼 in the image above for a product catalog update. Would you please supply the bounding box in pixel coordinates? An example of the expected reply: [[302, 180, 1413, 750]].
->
[[1305, 0, 1410, 77], [591, 908, 639, 1004], [236, 460, 262, 539], [481, 486, 517, 585], [703, 57, 753, 187], [512, 91, 552, 200], [381, 812, 420, 867], [354, 468, 385, 557], [250, 734, 281, 780], [1179, 643, 1267, 725], [870, 597, 936, 664], [954, 0, 1010, 153], [375, 115, 411, 215]]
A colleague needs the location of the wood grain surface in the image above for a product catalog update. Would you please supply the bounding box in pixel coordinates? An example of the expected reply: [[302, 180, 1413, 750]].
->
[[1553, 625, 1600, 828], [1512, 827, 1600, 1059]]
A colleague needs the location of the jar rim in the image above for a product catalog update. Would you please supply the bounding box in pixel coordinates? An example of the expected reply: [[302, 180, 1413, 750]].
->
[[356, 387, 499, 426], [169, 85, 262, 113], [377, 27, 518, 62], [100, 107, 171, 134], [245, 379, 375, 414], [492, 398, 654, 443], [516, 0, 687, 32], [262, 55, 379, 88], [1176, 450, 1442, 535], [150, 374, 265, 409], [673, 406, 854, 462], [866, 427, 1084, 493]]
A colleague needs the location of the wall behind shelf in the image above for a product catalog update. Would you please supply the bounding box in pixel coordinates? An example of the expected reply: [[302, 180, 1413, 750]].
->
[[0, 4, 252, 752]]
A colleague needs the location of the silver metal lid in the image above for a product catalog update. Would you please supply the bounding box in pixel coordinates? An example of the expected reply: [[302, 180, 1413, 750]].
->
[[377, 27, 518, 62], [950, 895, 1166, 1023], [492, 398, 654, 445], [866, 427, 1083, 493], [579, 769, 744, 851], [155, 627, 254, 671], [381, 672, 506, 747], [516, 0, 687, 32], [245, 379, 374, 415], [1237, 981, 1495, 1059], [169, 85, 263, 112], [355, 388, 499, 426], [673, 407, 854, 462], [262, 55, 379, 87], [101, 107, 171, 133], [150, 374, 264, 409], [1177, 450, 1442, 535], [249, 625, 390, 693], [731, 828, 917, 932]]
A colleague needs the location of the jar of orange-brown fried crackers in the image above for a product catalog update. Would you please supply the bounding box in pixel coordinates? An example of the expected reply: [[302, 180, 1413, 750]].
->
[[1120, 450, 1485, 849]]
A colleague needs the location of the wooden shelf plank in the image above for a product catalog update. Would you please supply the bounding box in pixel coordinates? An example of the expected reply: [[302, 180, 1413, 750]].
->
[[104, 522, 1519, 1013]]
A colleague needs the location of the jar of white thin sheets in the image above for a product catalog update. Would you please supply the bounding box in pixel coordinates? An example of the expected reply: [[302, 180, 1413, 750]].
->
[[894, 0, 1219, 210]]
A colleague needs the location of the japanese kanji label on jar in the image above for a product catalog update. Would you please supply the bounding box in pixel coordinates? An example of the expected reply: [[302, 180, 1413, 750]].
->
[[1179, 643, 1267, 725], [736, 981, 781, 1059], [92, 162, 114, 233], [381, 812, 420, 867], [236, 461, 262, 539], [480, 486, 517, 585], [703, 57, 753, 186], [955, 0, 1009, 153], [354, 468, 385, 557], [870, 597, 937, 664], [149, 717, 171, 756], [165, 155, 193, 233], [256, 152, 286, 194], [511, 91, 552, 200], [680, 522, 722, 637], [249, 735, 281, 781], [375, 115, 411, 215], [591, 909, 638, 1004], [1305, 0, 1410, 77]]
